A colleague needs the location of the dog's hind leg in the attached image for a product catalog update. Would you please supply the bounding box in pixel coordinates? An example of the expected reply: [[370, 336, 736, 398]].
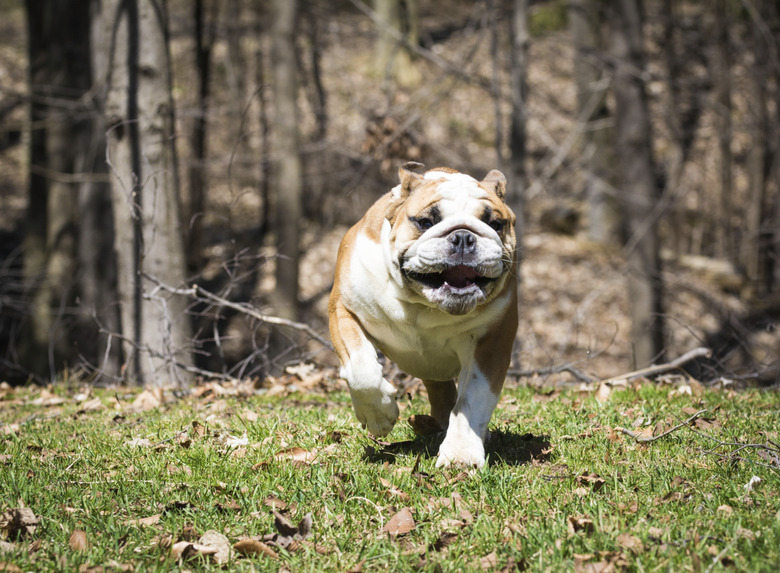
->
[[422, 379, 457, 430]]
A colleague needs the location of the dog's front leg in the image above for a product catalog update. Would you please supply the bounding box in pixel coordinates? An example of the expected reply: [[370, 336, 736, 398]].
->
[[330, 301, 399, 437], [435, 363, 499, 468]]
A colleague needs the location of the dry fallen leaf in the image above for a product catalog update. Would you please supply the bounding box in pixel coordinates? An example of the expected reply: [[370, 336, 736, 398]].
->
[[382, 507, 415, 536], [77, 397, 104, 414], [476, 551, 499, 570], [379, 478, 410, 502], [69, 529, 88, 551], [567, 515, 595, 535], [595, 382, 612, 402], [198, 530, 232, 565], [128, 388, 163, 412], [123, 437, 152, 448], [0, 561, 22, 572], [233, 538, 279, 559], [0, 540, 15, 553], [716, 504, 733, 516], [407, 414, 444, 436], [576, 472, 606, 492], [274, 447, 318, 464], [0, 508, 39, 539], [171, 540, 216, 561], [191, 420, 207, 438], [615, 533, 643, 553], [263, 496, 290, 512], [648, 526, 665, 539], [126, 514, 161, 527], [431, 531, 459, 552], [30, 388, 67, 407]]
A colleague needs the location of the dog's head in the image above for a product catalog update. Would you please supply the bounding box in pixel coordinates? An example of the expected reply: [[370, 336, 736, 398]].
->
[[385, 162, 517, 315]]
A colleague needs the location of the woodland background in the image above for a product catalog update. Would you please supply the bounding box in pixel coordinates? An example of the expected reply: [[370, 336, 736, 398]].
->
[[0, 0, 778, 388]]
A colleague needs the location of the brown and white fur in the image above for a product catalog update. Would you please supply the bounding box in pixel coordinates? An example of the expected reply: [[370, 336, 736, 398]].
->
[[328, 163, 518, 467]]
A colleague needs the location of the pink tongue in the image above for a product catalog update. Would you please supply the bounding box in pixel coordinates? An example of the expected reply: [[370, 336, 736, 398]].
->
[[441, 265, 480, 288]]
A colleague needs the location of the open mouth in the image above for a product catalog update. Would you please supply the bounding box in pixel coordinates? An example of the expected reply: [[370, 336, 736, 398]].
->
[[405, 264, 494, 291]]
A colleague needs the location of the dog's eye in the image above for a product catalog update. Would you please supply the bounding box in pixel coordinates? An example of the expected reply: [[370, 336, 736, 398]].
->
[[488, 220, 505, 233], [414, 218, 434, 231]]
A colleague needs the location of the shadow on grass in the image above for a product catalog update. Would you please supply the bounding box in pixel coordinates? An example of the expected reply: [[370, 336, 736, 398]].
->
[[363, 427, 552, 467]]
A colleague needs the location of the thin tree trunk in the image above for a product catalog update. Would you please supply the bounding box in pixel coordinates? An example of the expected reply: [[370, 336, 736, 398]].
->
[[745, 0, 770, 299], [508, 0, 529, 241], [22, 0, 91, 378], [609, 0, 664, 368], [103, 0, 193, 386], [712, 0, 732, 261], [373, 0, 420, 88], [270, 0, 302, 323], [187, 0, 217, 272], [570, 0, 619, 246], [660, 0, 687, 257], [488, 0, 505, 173], [254, 12, 271, 242]]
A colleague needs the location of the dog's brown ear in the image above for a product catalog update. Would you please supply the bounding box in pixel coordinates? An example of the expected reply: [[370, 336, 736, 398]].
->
[[398, 162, 425, 197], [482, 169, 507, 199]]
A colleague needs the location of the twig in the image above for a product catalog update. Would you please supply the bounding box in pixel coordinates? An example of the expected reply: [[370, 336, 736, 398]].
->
[[602, 347, 711, 385], [704, 540, 736, 573], [617, 409, 707, 443], [509, 363, 596, 384]]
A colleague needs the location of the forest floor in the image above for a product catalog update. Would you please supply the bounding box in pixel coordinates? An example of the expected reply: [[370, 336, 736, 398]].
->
[[1, 378, 779, 572]]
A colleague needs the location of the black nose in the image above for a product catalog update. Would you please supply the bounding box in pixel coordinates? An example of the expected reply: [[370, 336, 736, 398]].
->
[[448, 230, 477, 255]]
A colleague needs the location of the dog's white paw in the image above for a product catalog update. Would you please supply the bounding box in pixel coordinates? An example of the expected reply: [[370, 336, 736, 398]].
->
[[350, 380, 399, 437], [436, 429, 486, 468]]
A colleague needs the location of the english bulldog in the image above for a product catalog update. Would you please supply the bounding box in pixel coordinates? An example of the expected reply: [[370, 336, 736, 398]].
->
[[328, 162, 518, 468]]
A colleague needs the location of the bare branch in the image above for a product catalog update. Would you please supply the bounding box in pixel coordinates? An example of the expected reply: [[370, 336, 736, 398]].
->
[[602, 347, 712, 385], [509, 363, 596, 384], [617, 409, 707, 443], [142, 273, 333, 350]]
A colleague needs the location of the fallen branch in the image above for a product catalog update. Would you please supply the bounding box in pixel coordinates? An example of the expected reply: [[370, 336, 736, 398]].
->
[[602, 347, 711, 385], [509, 363, 596, 384], [617, 409, 707, 443]]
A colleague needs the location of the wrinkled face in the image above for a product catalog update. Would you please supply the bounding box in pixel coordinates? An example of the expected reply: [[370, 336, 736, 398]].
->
[[388, 169, 517, 315]]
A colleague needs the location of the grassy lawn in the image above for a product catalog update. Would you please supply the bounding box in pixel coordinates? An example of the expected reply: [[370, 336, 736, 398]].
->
[[1, 376, 778, 572]]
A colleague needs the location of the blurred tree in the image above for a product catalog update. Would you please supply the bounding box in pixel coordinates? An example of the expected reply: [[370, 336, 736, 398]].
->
[[374, 0, 421, 88], [270, 0, 302, 324], [21, 0, 91, 378], [745, 0, 772, 300], [509, 0, 529, 240], [101, 0, 193, 386], [711, 0, 733, 261], [609, 0, 665, 367], [187, 0, 218, 272], [569, 0, 618, 246]]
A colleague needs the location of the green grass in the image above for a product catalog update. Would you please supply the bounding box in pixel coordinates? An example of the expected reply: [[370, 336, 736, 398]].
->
[[1, 378, 778, 572]]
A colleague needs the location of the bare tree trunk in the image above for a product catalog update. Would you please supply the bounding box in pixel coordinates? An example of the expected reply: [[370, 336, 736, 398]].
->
[[373, 0, 421, 88], [508, 0, 529, 241], [187, 0, 218, 272], [570, 0, 619, 246], [22, 0, 91, 378], [103, 0, 193, 386], [660, 0, 687, 258], [76, 0, 122, 380], [270, 0, 302, 323], [712, 0, 732, 261], [303, 3, 328, 142], [253, 7, 271, 242], [609, 0, 665, 368], [745, 0, 770, 300]]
